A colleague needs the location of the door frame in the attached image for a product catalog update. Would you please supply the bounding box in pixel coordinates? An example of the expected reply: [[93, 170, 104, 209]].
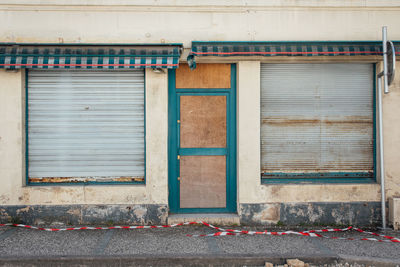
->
[[168, 63, 237, 213]]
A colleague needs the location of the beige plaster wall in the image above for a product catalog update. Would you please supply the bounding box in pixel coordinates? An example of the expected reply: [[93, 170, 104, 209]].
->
[[0, 1, 400, 207], [0, 1, 400, 46], [383, 62, 400, 199], [237, 61, 262, 204], [0, 69, 169, 205], [237, 61, 400, 204], [0, 70, 24, 204]]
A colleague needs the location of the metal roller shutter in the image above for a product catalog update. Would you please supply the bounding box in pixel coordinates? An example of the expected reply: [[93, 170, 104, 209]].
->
[[261, 63, 373, 178], [28, 69, 145, 181]]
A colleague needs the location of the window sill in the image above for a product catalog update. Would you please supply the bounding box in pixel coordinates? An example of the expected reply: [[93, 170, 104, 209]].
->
[[261, 177, 376, 185], [27, 181, 145, 186]]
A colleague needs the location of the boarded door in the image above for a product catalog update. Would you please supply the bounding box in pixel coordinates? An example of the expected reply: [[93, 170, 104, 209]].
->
[[169, 64, 237, 213]]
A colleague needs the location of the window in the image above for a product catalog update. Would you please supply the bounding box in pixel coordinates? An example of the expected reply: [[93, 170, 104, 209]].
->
[[27, 69, 145, 184], [260, 63, 374, 183]]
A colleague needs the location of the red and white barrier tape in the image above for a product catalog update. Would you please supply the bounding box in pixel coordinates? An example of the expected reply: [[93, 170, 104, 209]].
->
[[188, 224, 400, 243], [1, 222, 399, 243], [0, 221, 197, 231]]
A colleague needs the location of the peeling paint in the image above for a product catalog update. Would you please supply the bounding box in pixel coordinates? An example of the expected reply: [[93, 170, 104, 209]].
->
[[240, 203, 280, 225], [66, 208, 81, 217], [0, 195, 10, 203], [28, 176, 144, 183], [133, 206, 147, 224], [158, 206, 168, 224], [16, 206, 32, 214]]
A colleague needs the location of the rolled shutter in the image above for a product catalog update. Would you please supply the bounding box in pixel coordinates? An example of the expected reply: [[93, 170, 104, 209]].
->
[[28, 69, 145, 181], [260, 63, 373, 177]]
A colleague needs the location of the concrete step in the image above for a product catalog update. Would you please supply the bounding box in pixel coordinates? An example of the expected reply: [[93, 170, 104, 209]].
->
[[167, 213, 240, 226]]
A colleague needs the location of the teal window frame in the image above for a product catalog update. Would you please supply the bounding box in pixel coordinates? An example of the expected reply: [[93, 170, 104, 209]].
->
[[25, 69, 147, 186]]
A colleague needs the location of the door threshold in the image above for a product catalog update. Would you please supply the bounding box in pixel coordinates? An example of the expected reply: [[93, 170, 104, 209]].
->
[[167, 213, 240, 226]]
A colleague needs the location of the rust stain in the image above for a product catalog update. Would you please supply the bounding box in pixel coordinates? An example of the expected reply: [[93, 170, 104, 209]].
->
[[29, 176, 144, 183], [262, 118, 372, 125], [323, 120, 372, 125], [262, 171, 373, 177], [262, 118, 320, 125], [270, 185, 283, 196]]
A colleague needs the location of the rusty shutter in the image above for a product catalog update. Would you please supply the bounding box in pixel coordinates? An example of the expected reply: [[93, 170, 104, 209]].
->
[[260, 63, 373, 178], [28, 70, 144, 182]]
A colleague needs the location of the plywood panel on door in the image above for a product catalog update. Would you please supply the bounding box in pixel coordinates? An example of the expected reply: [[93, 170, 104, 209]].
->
[[180, 95, 227, 148], [175, 64, 231, 89], [180, 155, 226, 208]]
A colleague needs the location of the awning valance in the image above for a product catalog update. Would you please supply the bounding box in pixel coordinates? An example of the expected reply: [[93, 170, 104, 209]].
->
[[0, 43, 182, 69], [188, 41, 400, 69]]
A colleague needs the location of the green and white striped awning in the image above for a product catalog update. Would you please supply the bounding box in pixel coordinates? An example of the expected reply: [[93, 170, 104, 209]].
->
[[188, 41, 400, 68], [0, 43, 182, 69]]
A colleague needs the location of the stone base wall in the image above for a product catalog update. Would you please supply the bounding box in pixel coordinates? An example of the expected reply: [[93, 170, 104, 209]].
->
[[0, 202, 383, 226], [0, 204, 168, 226], [239, 202, 382, 227]]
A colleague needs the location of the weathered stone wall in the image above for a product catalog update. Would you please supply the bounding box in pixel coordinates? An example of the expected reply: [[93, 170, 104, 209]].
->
[[0, 205, 168, 225], [240, 202, 382, 226]]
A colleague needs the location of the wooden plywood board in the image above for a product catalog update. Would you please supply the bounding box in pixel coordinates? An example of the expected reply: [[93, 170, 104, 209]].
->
[[176, 63, 231, 89], [180, 95, 226, 148], [180, 156, 226, 208]]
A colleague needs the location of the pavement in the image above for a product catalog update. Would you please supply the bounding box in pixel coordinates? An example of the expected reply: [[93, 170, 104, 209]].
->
[[0, 223, 400, 266]]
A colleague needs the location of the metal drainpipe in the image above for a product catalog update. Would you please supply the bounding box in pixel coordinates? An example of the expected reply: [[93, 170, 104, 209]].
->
[[379, 26, 388, 229], [377, 73, 386, 230]]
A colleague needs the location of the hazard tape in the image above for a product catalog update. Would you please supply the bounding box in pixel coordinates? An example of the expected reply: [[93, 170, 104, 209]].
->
[[1, 222, 399, 243], [187, 224, 400, 243], [0, 222, 198, 231]]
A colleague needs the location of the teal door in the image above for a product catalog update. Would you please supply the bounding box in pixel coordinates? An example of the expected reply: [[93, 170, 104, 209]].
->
[[168, 64, 237, 213]]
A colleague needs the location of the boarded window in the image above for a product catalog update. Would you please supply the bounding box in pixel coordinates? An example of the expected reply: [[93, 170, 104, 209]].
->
[[260, 64, 374, 181], [27, 70, 145, 183]]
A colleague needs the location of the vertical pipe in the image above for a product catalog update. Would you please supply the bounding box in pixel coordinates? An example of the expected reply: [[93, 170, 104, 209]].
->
[[383, 27, 389, 94], [378, 76, 386, 229]]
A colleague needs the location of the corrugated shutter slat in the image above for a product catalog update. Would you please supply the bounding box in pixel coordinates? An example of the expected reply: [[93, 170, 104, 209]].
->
[[28, 70, 145, 179], [261, 63, 373, 174]]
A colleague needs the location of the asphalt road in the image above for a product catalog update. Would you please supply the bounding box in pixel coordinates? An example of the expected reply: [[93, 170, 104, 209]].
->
[[0, 224, 399, 266]]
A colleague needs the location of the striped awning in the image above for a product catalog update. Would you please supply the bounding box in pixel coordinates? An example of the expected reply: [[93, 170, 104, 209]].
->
[[188, 41, 400, 68], [0, 43, 182, 69]]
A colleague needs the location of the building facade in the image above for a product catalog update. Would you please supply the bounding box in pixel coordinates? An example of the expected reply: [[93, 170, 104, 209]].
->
[[0, 0, 400, 226]]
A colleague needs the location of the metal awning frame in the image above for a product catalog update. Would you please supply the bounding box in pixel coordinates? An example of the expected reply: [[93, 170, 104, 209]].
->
[[187, 41, 400, 69], [0, 43, 183, 69]]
